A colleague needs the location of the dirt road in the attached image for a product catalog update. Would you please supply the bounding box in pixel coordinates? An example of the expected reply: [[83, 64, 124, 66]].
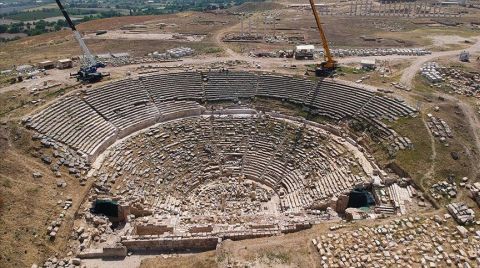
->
[[4, 33, 479, 95], [400, 38, 480, 88]]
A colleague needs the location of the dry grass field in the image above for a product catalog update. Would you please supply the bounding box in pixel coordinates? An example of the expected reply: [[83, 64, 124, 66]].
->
[[0, 123, 90, 267], [0, 12, 239, 69]]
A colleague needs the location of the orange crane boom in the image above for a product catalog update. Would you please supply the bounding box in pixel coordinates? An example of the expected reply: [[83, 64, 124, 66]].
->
[[308, 0, 337, 72]]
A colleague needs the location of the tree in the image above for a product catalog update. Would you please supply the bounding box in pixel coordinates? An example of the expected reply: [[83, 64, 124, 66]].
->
[[7, 24, 21, 33], [34, 20, 47, 31], [0, 24, 8, 34]]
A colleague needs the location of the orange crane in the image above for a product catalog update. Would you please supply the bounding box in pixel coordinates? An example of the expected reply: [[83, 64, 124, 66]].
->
[[308, 0, 337, 76]]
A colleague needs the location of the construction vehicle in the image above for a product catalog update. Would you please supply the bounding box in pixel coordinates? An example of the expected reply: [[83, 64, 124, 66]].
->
[[308, 0, 337, 77], [294, 45, 315, 60], [54, 0, 107, 83]]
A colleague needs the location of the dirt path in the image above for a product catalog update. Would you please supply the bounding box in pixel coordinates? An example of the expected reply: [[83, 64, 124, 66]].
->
[[440, 94, 480, 176], [212, 18, 243, 59], [400, 37, 480, 89], [421, 113, 437, 189], [396, 37, 480, 178], [458, 101, 480, 157]]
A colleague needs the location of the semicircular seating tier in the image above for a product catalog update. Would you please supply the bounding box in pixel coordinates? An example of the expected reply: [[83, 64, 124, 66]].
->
[[24, 96, 118, 156], [97, 115, 369, 213], [23, 71, 416, 160]]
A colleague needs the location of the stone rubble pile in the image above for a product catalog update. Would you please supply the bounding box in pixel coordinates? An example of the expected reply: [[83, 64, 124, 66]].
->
[[426, 114, 453, 143], [312, 216, 480, 267], [98, 48, 194, 67], [73, 212, 116, 252], [151, 47, 195, 60], [439, 67, 480, 97], [374, 180, 418, 215], [372, 21, 405, 32], [189, 178, 274, 216], [47, 196, 73, 240], [467, 182, 480, 206], [255, 47, 432, 59], [447, 202, 476, 225], [102, 55, 181, 67], [96, 53, 131, 67], [421, 62, 443, 83], [100, 56, 131, 67], [325, 48, 431, 58], [34, 256, 81, 268], [30, 134, 90, 184], [349, 117, 412, 156], [421, 62, 480, 97], [431, 180, 458, 199], [223, 33, 264, 42]]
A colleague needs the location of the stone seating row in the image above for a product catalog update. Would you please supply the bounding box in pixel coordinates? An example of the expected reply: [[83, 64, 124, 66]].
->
[[140, 71, 415, 122], [84, 78, 160, 136], [204, 72, 257, 100], [26, 71, 415, 161], [158, 101, 205, 121], [256, 75, 315, 103], [142, 72, 204, 102], [84, 79, 150, 119], [25, 96, 117, 158]]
